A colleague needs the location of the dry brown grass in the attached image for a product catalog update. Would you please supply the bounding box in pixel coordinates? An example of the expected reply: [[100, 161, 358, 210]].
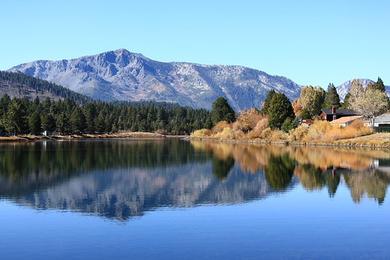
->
[[191, 113, 376, 145], [335, 133, 390, 147], [296, 120, 373, 142]]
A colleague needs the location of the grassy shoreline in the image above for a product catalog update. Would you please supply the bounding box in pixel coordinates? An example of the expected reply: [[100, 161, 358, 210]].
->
[[2, 130, 389, 149], [190, 132, 390, 149]]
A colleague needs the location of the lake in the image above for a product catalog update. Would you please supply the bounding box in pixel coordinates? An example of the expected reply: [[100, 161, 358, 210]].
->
[[0, 139, 389, 259]]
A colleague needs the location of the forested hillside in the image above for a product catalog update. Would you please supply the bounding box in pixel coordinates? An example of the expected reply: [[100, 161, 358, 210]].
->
[[0, 71, 90, 103], [0, 95, 211, 135]]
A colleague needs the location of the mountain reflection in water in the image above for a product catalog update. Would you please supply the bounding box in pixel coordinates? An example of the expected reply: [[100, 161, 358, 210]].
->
[[0, 139, 389, 220]]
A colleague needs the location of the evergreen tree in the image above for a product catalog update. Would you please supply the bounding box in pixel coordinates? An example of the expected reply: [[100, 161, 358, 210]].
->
[[28, 111, 42, 135], [5, 99, 28, 135], [70, 107, 86, 133], [83, 103, 97, 133], [266, 93, 294, 129], [56, 113, 70, 134], [95, 111, 106, 133], [323, 83, 340, 108], [377, 77, 386, 92], [342, 93, 351, 108], [368, 77, 386, 92], [261, 90, 276, 114], [210, 97, 236, 125], [41, 113, 56, 133]]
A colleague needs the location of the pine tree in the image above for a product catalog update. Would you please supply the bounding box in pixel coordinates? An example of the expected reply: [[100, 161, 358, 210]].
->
[[95, 111, 106, 133], [28, 111, 42, 135], [83, 103, 96, 133], [5, 99, 28, 135], [261, 90, 276, 114], [56, 113, 70, 134], [70, 107, 86, 133], [342, 93, 351, 108], [267, 93, 294, 129], [368, 77, 386, 92], [41, 113, 56, 133], [210, 97, 236, 125], [377, 77, 386, 92], [323, 83, 340, 108]]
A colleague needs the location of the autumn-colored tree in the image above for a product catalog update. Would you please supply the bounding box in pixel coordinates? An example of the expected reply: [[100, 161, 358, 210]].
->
[[298, 86, 326, 118], [292, 99, 303, 117], [348, 79, 389, 125]]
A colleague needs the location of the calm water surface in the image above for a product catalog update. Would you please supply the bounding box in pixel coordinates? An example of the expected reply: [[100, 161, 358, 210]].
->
[[0, 139, 390, 259]]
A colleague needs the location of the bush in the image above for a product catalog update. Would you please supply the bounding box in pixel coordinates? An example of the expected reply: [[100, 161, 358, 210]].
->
[[233, 109, 262, 133], [215, 127, 235, 139], [281, 117, 298, 133], [246, 118, 269, 139], [289, 125, 309, 141], [191, 128, 212, 137], [212, 121, 231, 134]]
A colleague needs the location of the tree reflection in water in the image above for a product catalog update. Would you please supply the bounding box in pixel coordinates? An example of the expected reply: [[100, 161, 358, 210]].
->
[[192, 141, 390, 204], [0, 140, 390, 220]]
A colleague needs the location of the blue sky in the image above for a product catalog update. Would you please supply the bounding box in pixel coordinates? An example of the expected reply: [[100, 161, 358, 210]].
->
[[1, 0, 389, 87]]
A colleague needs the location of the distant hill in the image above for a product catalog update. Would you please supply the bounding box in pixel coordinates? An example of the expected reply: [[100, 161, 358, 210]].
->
[[0, 71, 90, 103], [336, 79, 390, 101], [9, 49, 301, 111]]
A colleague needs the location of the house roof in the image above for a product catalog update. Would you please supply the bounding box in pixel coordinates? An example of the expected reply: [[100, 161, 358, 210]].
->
[[375, 113, 390, 122], [321, 108, 358, 115], [331, 115, 363, 124]]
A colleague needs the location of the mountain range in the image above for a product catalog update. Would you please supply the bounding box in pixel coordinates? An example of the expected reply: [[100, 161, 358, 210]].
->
[[6, 49, 389, 110], [9, 49, 301, 111], [336, 79, 390, 101]]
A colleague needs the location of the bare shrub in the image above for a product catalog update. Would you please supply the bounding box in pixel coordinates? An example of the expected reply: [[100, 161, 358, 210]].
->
[[233, 109, 263, 133], [246, 118, 269, 139], [215, 127, 235, 139], [191, 129, 212, 138], [212, 121, 231, 134], [289, 125, 309, 141]]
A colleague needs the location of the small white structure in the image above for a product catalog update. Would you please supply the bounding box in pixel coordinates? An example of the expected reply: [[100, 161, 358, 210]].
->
[[373, 113, 390, 127]]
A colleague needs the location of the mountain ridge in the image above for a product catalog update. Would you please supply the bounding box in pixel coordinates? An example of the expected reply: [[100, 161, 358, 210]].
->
[[336, 79, 390, 100], [9, 49, 301, 111], [0, 70, 90, 103]]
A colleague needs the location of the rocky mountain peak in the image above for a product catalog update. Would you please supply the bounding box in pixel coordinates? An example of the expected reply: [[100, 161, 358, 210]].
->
[[9, 49, 302, 110]]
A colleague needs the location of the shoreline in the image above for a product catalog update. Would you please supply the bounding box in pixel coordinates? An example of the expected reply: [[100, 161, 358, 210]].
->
[[2, 131, 389, 150], [0, 132, 188, 143], [189, 133, 390, 149]]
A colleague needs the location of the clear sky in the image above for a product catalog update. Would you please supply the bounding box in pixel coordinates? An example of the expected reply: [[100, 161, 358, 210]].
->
[[1, 0, 389, 87]]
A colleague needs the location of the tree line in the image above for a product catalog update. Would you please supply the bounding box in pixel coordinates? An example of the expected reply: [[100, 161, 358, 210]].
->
[[209, 77, 389, 132], [0, 95, 212, 135]]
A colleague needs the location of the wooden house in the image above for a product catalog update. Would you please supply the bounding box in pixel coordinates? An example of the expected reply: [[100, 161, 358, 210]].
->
[[319, 107, 359, 121]]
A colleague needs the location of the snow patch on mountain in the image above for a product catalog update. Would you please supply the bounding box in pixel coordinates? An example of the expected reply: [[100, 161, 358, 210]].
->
[[9, 49, 301, 111]]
